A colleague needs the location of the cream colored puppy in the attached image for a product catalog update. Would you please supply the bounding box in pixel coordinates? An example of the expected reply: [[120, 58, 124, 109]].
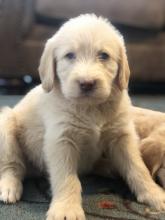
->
[[132, 107, 165, 188], [0, 14, 165, 220], [97, 107, 165, 188]]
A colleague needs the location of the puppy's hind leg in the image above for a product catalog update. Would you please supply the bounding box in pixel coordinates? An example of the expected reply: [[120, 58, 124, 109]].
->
[[0, 107, 25, 203]]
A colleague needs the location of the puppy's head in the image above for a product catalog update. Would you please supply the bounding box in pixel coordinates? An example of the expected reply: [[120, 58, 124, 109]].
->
[[39, 14, 130, 104]]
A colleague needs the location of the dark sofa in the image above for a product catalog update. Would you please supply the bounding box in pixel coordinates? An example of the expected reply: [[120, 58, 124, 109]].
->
[[0, 0, 165, 83]]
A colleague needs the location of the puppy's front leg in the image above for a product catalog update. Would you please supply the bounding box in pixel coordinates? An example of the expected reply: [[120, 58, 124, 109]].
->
[[106, 122, 165, 210], [44, 131, 85, 220]]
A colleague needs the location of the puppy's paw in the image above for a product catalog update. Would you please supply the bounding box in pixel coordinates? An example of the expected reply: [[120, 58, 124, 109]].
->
[[0, 176, 23, 203], [137, 185, 165, 211], [46, 202, 85, 220]]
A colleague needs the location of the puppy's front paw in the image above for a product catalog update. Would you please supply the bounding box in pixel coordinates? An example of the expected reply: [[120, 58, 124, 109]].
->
[[137, 185, 165, 211], [0, 176, 23, 203], [46, 202, 85, 220]]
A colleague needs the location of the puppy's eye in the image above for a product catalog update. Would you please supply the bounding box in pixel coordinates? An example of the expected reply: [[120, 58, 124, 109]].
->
[[65, 52, 76, 60], [98, 52, 109, 61]]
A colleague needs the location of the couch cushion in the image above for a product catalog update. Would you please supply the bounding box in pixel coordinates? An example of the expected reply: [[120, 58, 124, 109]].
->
[[36, 0, 165, 29], [22, 0, 35, 35], [0, 0, 35, 76]]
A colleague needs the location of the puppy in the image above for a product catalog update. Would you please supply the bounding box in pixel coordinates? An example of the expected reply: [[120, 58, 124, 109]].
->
[[96, 107, 165, 188], [0, 14, 165, 220], [132, 107, 165, 188]]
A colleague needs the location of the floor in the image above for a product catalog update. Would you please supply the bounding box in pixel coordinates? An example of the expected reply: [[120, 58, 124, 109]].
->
[[0, 95, 165, 112], [0, 94, 165, 220]]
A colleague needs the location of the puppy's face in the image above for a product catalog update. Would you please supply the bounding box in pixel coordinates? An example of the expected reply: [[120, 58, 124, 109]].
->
[[39, 14, 130, 105]]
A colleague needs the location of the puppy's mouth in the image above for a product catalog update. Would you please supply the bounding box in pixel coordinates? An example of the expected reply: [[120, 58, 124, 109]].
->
[[80, 90, 95, 97], [68, 90, 109, 105], [62, 81, 110, 104]]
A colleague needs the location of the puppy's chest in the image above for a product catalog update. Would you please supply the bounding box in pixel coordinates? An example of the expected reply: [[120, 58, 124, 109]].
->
[[77, 126, 102, 174], [71, 113, 107, 174]]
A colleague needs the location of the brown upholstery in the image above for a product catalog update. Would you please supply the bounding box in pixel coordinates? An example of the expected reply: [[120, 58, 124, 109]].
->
[[36, 0, 165, 29], [0, 0, 165, 82]]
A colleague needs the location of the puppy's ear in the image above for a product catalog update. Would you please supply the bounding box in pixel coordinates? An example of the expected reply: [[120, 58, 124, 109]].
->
[[117, 46, 130, 90], [38, 39, 55, 92]]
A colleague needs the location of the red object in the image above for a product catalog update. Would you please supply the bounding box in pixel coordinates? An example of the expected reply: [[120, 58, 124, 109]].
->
[[98, 200, 116, 209]]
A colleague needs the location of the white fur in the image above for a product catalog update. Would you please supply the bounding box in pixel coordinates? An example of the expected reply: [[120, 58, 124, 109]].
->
[[0, 14, 165, 220]]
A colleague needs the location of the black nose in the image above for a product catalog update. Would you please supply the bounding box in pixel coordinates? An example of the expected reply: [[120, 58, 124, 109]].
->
[[79, 80, 96, 93]]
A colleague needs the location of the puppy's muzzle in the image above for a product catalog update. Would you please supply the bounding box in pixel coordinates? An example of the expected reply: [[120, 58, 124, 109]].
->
[[79, 80, 96, 94]]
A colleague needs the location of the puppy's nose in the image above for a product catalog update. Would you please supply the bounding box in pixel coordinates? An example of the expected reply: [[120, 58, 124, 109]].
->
[[79, 80, 96, 93]]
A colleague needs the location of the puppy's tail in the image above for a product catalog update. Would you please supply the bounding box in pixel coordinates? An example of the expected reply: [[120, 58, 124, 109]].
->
[[0, 106, 16, 125], [0, 107, 25, 177], [0, 106, 17, 149]]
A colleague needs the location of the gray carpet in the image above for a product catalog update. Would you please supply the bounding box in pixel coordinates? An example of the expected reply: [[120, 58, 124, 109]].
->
[[0, 94, 165, 220], [1, 95, 165, 111]]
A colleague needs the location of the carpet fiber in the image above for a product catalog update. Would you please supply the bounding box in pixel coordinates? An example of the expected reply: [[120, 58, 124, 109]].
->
[[0, 95, 165, 220]]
